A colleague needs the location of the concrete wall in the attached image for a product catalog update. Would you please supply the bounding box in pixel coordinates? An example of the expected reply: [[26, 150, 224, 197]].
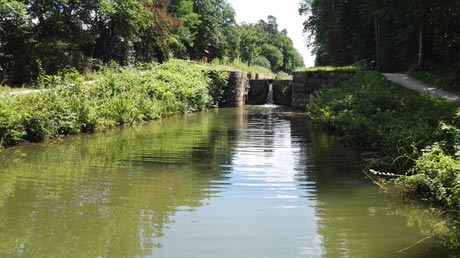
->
[[222, 70, 354, 108], [220, 71, 249, 107], [247, 80, 268, 105], [247, 79, 292, 106], [273, 80, 292, 106], [292, 71, 356, 108]]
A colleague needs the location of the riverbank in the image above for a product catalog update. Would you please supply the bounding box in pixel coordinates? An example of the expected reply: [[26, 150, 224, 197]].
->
[[408, 70, 460, 95], [306, 71, 460, 247], [0, 61, 230, 149]]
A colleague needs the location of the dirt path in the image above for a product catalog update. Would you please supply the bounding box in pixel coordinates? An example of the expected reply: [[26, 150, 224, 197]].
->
[[382, 73, 460, 102], [0, 80, 100, 98]]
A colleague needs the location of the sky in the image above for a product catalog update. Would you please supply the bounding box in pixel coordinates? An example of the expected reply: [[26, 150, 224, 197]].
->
[[227, 0, 315, 67]]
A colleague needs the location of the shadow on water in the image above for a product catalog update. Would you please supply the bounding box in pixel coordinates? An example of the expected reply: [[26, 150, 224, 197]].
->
[[0, 110, 238, 257], [289, 113, 460, 258], [0, 106, 458, 257]]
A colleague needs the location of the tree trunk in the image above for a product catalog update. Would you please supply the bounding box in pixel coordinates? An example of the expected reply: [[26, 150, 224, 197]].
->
[[417, 18, 424, 69], [374, 19, 380, 70]]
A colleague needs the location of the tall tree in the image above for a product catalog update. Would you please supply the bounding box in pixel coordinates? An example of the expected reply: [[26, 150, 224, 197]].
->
[[167, 0, 201, 58], [191, 0, 236, 61], [0, 0, 32, 83], [238, 23, 260, 66], [135, 1, 182, 63], [260, 43, 283, 71], [301, 0, 460, 77]]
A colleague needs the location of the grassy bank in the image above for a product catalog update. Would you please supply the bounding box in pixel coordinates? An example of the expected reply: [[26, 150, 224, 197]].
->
[[0, 60, 229, 149], [296, 66, 360, 72], [408, 70, 460, 94], [306, 71, 460, 203], [306, 71, 460, 247], [307, 72, 458, 169]]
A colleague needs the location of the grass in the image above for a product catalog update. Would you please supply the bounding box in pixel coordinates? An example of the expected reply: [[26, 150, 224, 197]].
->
[[307, 71, 459, 171], [276, 71, 293, 80], [0, 86, 10, 94], [0, 86, 35, 94], [306, 70, 460, 248], [296, 66, 360, 72], [208, 58, 276, 78], [0, 60, 229, 149], [409, 70, 460, 94]]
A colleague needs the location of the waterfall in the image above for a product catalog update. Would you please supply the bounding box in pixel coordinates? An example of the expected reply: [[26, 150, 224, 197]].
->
[[266, 83, 274, 104]]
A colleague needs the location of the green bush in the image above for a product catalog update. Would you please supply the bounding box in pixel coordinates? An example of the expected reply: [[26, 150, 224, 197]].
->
[[252, 56, 271, 70], [205, 70, 230, 107], [296, 66, 359, 72], [0, 99, 25, 146], [0, 60, 230, 149], [398, 144, 460, 208], [307, 70, 460, 210], [307, 71, 458, 171]]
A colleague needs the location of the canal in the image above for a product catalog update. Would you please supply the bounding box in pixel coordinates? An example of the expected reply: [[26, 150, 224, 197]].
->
[[0, 106, 455, 257]]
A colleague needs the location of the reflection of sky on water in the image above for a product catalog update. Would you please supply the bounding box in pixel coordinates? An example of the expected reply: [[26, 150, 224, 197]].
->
[[229, 118, 311, 203], [153, 110, 323, 258], [1, 107, 456, 258]]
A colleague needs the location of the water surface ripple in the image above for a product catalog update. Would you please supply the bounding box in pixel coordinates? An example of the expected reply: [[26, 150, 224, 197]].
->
[[0, 106, 456, 257]]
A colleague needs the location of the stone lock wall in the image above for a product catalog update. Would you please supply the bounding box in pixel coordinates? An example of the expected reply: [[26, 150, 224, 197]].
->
[[291, 71, 356, 108], [246, 80, 292, 106], [273, 80, 292, 106], [247, 80, 269, 105], [220, 71, 249, 107], [221, 70, 355, 108]]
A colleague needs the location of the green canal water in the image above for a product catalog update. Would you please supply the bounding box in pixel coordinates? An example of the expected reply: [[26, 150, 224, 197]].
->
[[0, 106, 457, 257]]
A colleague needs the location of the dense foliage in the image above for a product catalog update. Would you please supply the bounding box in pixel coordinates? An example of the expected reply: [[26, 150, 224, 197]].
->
[[300, 0, 460, 84], [0, 0, 304, 85], [0, 60, 229, 148], [306, 71, 460, 210], [307, 72, 458, 170], [236, 16, 304, 73]]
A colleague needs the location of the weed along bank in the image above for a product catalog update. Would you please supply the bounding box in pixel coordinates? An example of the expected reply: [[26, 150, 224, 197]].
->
[[0, 61, 235, 149], [2, 0, 460, 255], [306, 71, 460, 250], [1, 103, 459, 257], [2, 65, 460, 256]]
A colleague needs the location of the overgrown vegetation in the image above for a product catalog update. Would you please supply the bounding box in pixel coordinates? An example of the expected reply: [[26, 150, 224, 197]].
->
[[307, 70, 460, 247], [0, 60, 229, 148], [296, 66, 359, 72], [208, 59, 275, 78], [307, 72, 459, 194]]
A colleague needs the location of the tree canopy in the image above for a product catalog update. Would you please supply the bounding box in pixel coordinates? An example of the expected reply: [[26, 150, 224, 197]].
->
[[0, 0, 304, 85], [236, 16, 305, 72], [300, 0, 460, 77]]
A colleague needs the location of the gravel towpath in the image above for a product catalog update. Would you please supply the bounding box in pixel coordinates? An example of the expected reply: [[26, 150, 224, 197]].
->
[[382, 73, 460, 102]]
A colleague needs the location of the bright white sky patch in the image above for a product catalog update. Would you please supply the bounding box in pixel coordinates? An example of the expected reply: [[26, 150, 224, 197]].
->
[[228, 0, 315, 67]]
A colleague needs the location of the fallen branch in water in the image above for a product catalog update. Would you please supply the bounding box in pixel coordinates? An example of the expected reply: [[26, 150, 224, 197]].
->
[[397, 236, 432, 253], [397, 220, 447, 253], [363, 170, 387, 190]]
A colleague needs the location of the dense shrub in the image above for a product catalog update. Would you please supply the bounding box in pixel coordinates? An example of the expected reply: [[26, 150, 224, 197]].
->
[[0, 98, 25, 146], [0, 61, 229, 148], [307, 71, 459, 171], [400, 145, 460, 208], [307, 70, 460, 211]]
